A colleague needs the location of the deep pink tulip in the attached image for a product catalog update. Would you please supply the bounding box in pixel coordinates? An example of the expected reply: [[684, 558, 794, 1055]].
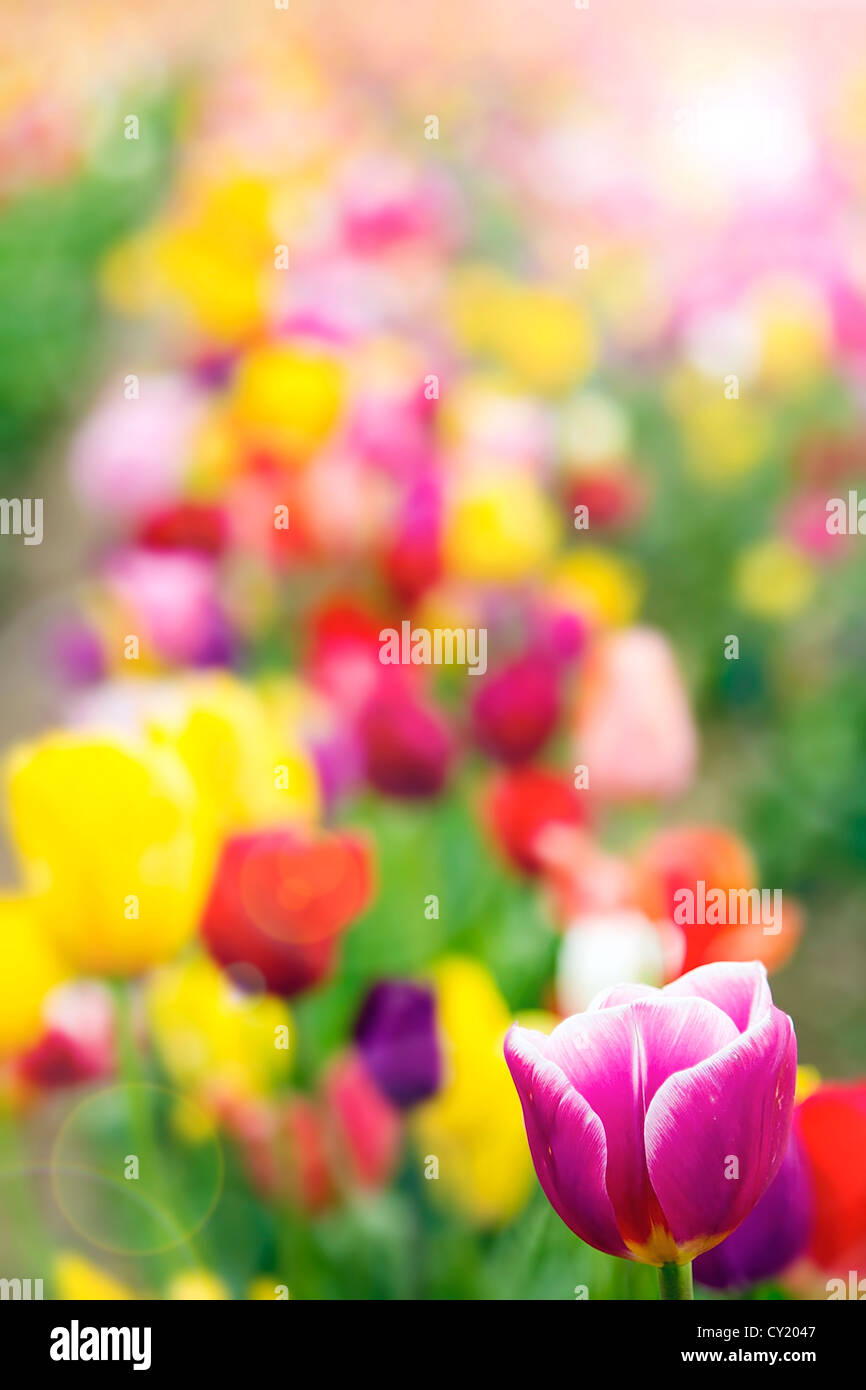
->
[[471, 656, 560, 765], [505, 962, 796, 1267]]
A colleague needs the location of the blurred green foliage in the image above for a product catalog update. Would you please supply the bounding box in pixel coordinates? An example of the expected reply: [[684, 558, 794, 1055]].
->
[[0, 90, 178, 483]]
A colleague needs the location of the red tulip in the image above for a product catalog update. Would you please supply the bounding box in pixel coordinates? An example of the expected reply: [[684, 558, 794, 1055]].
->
[[483, 766, 586, 875], [201, 829, 374, 997], [797, 1082, 866, 1274]]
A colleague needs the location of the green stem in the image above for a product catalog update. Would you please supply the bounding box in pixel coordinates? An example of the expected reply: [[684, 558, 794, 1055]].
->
[[658, 1261, 694, 1300]]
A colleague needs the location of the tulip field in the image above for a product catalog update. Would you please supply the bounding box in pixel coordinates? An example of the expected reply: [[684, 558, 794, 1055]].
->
[[1, 0, 866, 1317]]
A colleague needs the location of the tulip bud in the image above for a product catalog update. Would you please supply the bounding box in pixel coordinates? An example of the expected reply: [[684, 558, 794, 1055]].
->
[[470, 656, 560, 765], [354, 980, 441, 1108], [358, 690, 453, 798]]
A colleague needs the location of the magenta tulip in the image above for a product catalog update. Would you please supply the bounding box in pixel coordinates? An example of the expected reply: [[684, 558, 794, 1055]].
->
[[504, 962, 796, 1285]]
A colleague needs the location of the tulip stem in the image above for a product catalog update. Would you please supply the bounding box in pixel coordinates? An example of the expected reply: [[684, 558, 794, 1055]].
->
[[658, 1262, 693, 1300]]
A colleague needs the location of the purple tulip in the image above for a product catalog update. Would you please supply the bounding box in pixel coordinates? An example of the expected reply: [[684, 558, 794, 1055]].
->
[[354, 980, 441, 1108], [504, 962, 796, 1267], [694, 1129, 813, 1289]]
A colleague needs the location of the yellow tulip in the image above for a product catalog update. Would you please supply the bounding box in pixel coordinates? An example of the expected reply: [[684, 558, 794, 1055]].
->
[[53, 1253, 135, 1300], [450, 269, 596, 394], [103, 175, 278, 343], [752, 277, 831, 388], [6, 734, 214, 976], [412, 957, 533, 1226], [549, 547, 643, 628], [443, 473, 560, 583], [248, 1276, 288, 1300], [167, 1270, 230, 1300], [231, 343, 343, 463], [0, 896, 66, 1058], [734, 538, 817, 619], [668, 369, 769, 484], [146, 955, 293, 1103], [149, 672, 320, 839]]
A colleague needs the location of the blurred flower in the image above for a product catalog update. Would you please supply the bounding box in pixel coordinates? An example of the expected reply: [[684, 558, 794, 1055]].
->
[[230, 343, 343, 465], [443, 474, 560, 584], [381, 476, 442, 601], [0, 897, 67, 1059], [556, 910, 669, 1015], [105, 174, 276, 342], [694, 1125, 813, 1289], [442, 376, 552, 468], [566, 470, 646, 533], [354, 980, 441, 1108], [147, 954, 293, 1103], [321, 1051, 403, 1192], [276, 1095, 336, 1212], [634, 824, 800, 977], [533, 824, 636, 919], [505, 962, 796, 1265], [574, 628, 698, 801], [450, 270, 596, 394], [248, 1276, 285, 1301], [99, 547, 235, 670], [48, 620, 105, 688], [69, 376, 203, 522], [412, 957, 534, 1226], [470, 655, 560, 765], [670, 372, 769, 485], [559, 390, 631, 469], [167, 1271, 230, 1300], [358, 689, 454, 798], [752, 276, 832, 388], [797, 1081, 866, 1275], [6, 733, 214, 976], [734, 538, 817, 619], [549, 548, 643, 629], [16, 981, 114, 1091], [52, 1253, 134, 1301], [155, 673, 321, 838], [200, 828, 374, 997], [340, 156, 452, 256], [348, 342, 437, 477], [137, 501, 229, 557], [483, 766, 586, 875]]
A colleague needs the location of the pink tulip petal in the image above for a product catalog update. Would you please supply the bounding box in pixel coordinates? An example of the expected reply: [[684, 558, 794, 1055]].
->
[[586, 982, 657, 1011], [662, 960, 771, 1032], [645, 1005, 797, 1248], [504, 1026, 627, 1258]]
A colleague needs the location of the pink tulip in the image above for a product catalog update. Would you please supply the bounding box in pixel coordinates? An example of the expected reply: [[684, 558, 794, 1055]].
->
[[69, 376, 202, 521], [505, 962, 796, 1268], [575, 627, 698, 801], [101, 548, 234, 668]]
